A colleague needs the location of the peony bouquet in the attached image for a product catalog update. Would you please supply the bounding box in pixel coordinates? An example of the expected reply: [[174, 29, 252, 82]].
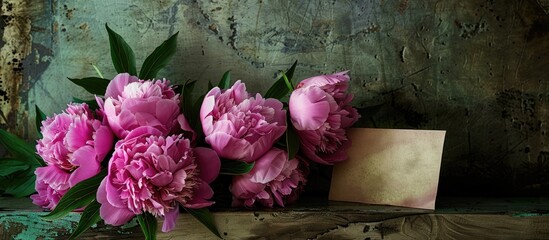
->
[[0, 24, 359, 239]]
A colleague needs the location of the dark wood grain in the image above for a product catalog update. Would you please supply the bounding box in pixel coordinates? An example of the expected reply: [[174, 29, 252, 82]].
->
[[2, 197, 548, 239]]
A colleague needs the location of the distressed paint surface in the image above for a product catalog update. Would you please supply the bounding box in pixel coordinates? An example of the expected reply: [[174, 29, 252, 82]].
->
[[2, 197, 549, 239], [2, 0, 549, 195]]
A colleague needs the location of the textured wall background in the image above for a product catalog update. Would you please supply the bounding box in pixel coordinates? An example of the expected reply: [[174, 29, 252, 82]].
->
[[1, 0, 549, 196]]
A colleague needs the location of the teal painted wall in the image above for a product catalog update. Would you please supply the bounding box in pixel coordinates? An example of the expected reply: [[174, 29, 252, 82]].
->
[[2, 0, 549, 195]]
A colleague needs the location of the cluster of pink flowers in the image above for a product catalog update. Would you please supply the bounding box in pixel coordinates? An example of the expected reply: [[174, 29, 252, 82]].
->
[[32, 70, 358, 231]]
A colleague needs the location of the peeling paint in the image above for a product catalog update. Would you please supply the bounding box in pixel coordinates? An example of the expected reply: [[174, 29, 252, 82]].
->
[[0, 0, 33, 135], [0, 213, 78, 239]]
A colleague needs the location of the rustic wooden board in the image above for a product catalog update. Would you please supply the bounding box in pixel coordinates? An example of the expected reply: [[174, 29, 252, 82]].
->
[[1, 197, 549, 239], [2, 0, 549, 196]]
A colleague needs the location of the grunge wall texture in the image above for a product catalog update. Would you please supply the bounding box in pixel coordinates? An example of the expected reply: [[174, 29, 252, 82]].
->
[[1, 0, 549, 196]]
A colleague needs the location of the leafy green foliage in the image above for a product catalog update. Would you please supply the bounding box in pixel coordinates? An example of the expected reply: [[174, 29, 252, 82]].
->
[[190, 94, 206, 141], [139, 32, 179, 80], [35, 105, 46, 137], [42, 170, 107, 220], [0, 129, 43, 197], [2, 170, 36, 197], [285, 117, 300, 160], [184, 207, 221, 239], [218, 71, 231, 89], [72, 97, 100, 110], [0, 159, 29, 176], [106, 23, 137, 76], [68, 200, 102, 240], [67, 77, 111, 96], [0, 129, 44, 167], [220, 159, 255, 175], [181, 80, 197, 118], [264, 60, 298, 99], [137, 212, 157, 240]]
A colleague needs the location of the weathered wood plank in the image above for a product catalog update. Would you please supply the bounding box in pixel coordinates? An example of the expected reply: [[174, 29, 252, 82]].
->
[[157, 212, 549, 239], [2, 197, 549, 239]]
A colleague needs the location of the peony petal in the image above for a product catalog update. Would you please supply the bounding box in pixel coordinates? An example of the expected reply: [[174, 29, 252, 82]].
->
[[105, 73, 139, 99], [249, 148, 286, 184], [97, 178, 135, 226], [117, 109, 138, 137], [230, 81, 248, 103], [68, 146, 101, 187], [155, 100, 180, 124], [230, 176, 265, 198], [105, 160, 126, 208], [205, 132, 253, 162], [297, 71, 350, 88], [94, 125, 114, 161], [150, 172, 173, 187], [184, 180, 215, 209], [200, 95, 217, 135], [211, 119, 237, 136], [162, 205, 179, 232], [35, 165, 70, 191], [340, 105, 360, 129], [103, 98, 125, 138], [263, 99, 286, 127], [289, 87, 331, 130], [177, 114, 196, 141], [124, 126, 163, 141], [193, 147, 221, 183], [65, 117, 91, 152]]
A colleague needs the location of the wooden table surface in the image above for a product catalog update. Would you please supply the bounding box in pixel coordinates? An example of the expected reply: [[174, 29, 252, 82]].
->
[[1, 197, 549, 239]]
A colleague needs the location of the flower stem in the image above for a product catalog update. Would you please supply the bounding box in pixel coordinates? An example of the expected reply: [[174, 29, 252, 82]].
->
[[92, 64, 104, 79]]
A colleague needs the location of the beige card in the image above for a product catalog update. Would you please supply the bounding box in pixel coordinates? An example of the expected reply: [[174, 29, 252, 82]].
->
[[329, 128, 446, 210]]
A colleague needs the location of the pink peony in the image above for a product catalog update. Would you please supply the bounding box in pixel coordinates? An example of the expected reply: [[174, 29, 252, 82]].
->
[[31, 166, 70, 210], [289, 71, 360, 165], [101, 73, 191, 139], [230, 148, 307, 208], [32, 103, 114, 209], [97, 127, 220, 232], [200, 80, 286, 163]]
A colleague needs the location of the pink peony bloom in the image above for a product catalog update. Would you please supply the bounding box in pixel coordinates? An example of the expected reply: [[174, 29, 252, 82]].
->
[[200, 80, 286, 163], [31, 166, 70, 210], [230, 148, 307, 208], [32, 103, 114, 209], [289, 71, 360, 165], [97, 127, 220, 232], [101, 73, 190, 139]]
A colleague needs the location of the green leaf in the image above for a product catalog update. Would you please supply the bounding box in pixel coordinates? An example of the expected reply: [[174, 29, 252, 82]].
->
[[218, 71, 231, 89], [139, 32, 179, 80], [190, 94, 206, 140], [0, 158, 29, 176], [220, 159, 254, 175], [35, 105, 46, 138], [68, 200, 102, 240], [72, 98, 100, 110], [42, 169, 107, 221], [67, 77, 110, 96], [4, 169, 36, 197], [285, 60, 298, 81], [264, 60, 298, 99], [181, 80, 197, 118], [207, 81, 214, 91], [106, 23, 137, 76], [137, 212, 157, 240], [0, 129, 44, 167], [184, 207, 221, 239], [285, 119, 300, 160]]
